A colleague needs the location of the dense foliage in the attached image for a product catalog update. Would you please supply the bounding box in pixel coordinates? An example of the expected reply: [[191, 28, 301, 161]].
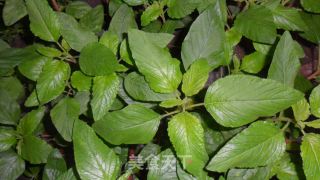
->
[[1, 0, 320, 179]]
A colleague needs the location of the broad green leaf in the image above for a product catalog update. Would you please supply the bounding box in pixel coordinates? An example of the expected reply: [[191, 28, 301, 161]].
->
[[124, 72, 175, 102], [0, 91, 20, 125], [99, 31, 120, 55], [91, 74, 120, 121], [159, 99, 183, 108], [227, 167, 272, 180], [80, 5, 104, 33], [74, 91, 90, 115], [142, 20, 162, 33], [181, 4, 225, 70], [138, 143, 161, 161], [234, 5, 276, 44], [56, 169, 77, 180], [301, 0, 320, 13], [295, 73, 313, 93], [26, 0, 60, 42], [141, 2, 162, 26], [301, 133, 320, 180], [36, 46, 62, 58], [120, 39, 134, 65], [2, 0, 27, 26], [223, 28, 242, 65], [108, 0, 123, 16], [17, 107, 46, 135], [176, 162, 197, 180], [271, 153, 299, 180], [305, 120, 320, 129], [0, 46, 40, 76], [109, 4, 138, 40], [0, 150, 25, 180], [269, 5, 306, 31], [73, 120, 121, 180], [36, 60, 70, 104], [43, 149, 67, 180], [310, 85, 320, 118], [58, 12, 98, 52], [182, 59, 210, 96], [253, 42, 273, 55], [204, 75, 304, 127], [65, 1, 91, 19], [160, 20, 185, 34], [70, 71, 92, 91], [292, 98, 310, 122], [93, 104, 161, 145], [0, 76, 24, 100], [167, 0, 200, 18], [0, 39, 10, 50], [207, 121, 286, 172], [268, 31, 304, 87], [0, 129, 17, 152], [50, 98, 80, 142], [241, 52, 266, 74], [20, 135, 52, 164], [79, 42, 118, 76], [138, 32, 174, 48], [128, 29, 182, 93], [147, 149, 179, 180], [168, 112, 208, 178], [123, 0, 147, 6], [18, 56, 50, 81], [299, 13, 320, 44]]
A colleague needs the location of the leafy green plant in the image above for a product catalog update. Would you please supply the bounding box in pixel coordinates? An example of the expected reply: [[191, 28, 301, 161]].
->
[[1, 0, 320, 179]]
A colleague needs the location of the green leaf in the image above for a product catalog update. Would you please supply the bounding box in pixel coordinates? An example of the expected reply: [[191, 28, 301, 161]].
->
[[167, 0, 200, 18], [36, 60, 70, 104], [79, 42, 118, 76], [182, 59, 210, 96], [159, 99, 183, 108], [70, 71, 92, 91], [18, 56, 50, 81], [99, 31, 120, 55], [269, 5, 306, 31], [268, 31, 304, 87], [181, 4, 225, 70], [141, 2, 162, 26], [80, 5, 104, 33], [93, 104, 161, 145], [0, 150, 25, 180], [301, 0, 320, 13], [271, 153, 299, 180], [241, 51, 266, 74], [36, 46, 62, 58], [234, 5, 276, 44], [17, 107, 46, 135], [0, 46, 40, 76], [120, 39, 134, 65], [0, 129, 17, 152], [204, 75, 303, 127], [26, 0, 60, 42], [176, 162, 197, 180], [0, 39, 10, 51], [301, 133, 320, 180], [123, 0, 147, 6], [128, 29, 182, 93], [58, 12, 98, 52], [305, 120, 320, 129], [50, 97, 80, 142], [109, 4, 138, 40], [147, 149, 179, 180], [2, 0, 27, 26], [74, 91, 90, 115], [91, 74, 120, 121], [20, 135, 52, 164], [292, 98, 310, 122], [0, 91, 20, 125], [43, 149, 67, 180], [299, 13, 320, 44], [65, 1, 92, 19], [207, 121, 286, 172], [0, 76, 24, 100], [310, 85, 320, 118], [168, 112, 208, 178], [160, 19, 185, 34], [73, 120, 121, 180], [56, 168, 77, 180], [124, 72, 175, 102], [227, 167, 272, 180]]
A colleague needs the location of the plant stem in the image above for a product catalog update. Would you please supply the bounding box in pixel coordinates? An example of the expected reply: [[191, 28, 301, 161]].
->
[[281, 121, 290, 131], [161, 110, 180, 119], [307, 45, 320, 80], [186, 103, 205, 110]]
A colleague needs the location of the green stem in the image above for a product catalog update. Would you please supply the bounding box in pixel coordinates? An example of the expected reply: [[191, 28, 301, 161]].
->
[[161, 110, 180, 119], [281, 121, 290, 131], [185, 103, 205, 110]]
